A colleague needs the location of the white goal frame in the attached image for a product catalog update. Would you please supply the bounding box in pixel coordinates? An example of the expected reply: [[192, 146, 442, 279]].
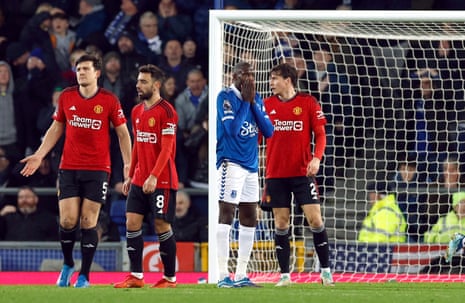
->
[[207, 9, 465, 284]]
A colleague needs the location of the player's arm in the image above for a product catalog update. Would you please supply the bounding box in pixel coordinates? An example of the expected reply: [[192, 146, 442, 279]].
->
[[250, 97, 273, 138], [20, 120, 64, 177], [115, 123, 132, 179], [150, 124, 176, 179], [218, 91, 250, 137], [123, 141, 138, 196], [307, 124, 326, 177]]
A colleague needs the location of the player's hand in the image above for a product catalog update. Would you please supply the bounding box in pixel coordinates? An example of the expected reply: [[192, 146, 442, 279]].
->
[[241, 78, 256, 104], [142, 175, 157, 194], [122, 178, 132, 196], [19, 154, 43, 177], [306, 158, 321, 177]]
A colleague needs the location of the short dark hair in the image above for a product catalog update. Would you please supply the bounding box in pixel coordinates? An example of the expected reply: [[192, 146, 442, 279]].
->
[[139, 64, 165, 82], [75, 53, 102, 71], [233, 61, 252, 74], [271, 63, 298, 87]]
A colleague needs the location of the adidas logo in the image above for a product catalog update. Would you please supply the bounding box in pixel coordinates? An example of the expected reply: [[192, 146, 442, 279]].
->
[[127, 246, 136, 251], [270, 109, 276, 115], [69, 106, 76, 111], [82, 243, 95, 248]]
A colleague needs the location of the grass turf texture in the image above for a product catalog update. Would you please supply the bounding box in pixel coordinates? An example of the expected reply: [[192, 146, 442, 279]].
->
[[0, 283, 461, 303]]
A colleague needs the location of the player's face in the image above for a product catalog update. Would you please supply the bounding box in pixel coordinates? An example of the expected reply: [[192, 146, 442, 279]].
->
[[233, 66, 255, 91], [269, 72, 287, 96], [76, 61, 99, 87], [136, 72, 160, 101]]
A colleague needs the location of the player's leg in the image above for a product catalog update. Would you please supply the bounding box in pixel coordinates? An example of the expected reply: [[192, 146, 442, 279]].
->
[[151, 189, 177, 288], [57, 197, 80, 287], [76, 198, 101, 288], [265, 178, 292, 287], [114, 185, 146, 288], [56, 170, 81, 287], [298, 177, 334, 286], [74, 170, 108, 288], [234, 170, 261, 287], [216, 161, 244, 287]]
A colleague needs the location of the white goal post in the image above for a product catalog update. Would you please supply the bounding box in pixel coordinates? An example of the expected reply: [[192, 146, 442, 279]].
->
[[208, 9, 465, 284]]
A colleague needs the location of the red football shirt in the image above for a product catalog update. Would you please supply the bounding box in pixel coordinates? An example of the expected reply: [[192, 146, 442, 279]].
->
[[130, 99, 179, 190], [53, 87, 127, 173], [264, 93, 327, 178]]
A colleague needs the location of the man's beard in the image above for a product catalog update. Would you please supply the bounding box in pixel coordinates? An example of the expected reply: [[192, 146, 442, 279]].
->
[[139, 90, 153, 101]]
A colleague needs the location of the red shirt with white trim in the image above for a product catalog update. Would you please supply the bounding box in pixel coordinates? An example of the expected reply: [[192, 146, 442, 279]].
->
[[264, 93, 327, 178], [129, 99, 179, 190], [53, 86, 126, 173]]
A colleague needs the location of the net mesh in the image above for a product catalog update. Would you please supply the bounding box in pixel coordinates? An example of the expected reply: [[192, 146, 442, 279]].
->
[[218, 15, 465, 282]]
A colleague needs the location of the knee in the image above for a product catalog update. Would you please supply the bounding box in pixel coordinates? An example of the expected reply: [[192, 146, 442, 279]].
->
[[60, 215, 79, 229]]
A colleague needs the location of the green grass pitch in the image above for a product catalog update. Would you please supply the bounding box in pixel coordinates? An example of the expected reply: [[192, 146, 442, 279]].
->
[[0, 283, 462, 303]]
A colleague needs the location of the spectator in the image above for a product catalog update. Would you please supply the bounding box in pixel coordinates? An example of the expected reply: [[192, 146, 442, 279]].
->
[[19, 48, 58, 152], [157, 0, 193, 43], [0, 7, 12, 60], [161, 75, 177, 104], [116, 31, 149, 94], [427, 155, 464, 226], [0, 61, 22, 180], [401, 68, 442, 164], [5, 42, 30, 87], [184, 97, 208, 189], [135, 11, 163, 64], [8, 156, 58, 215], [182, 38, 206, 75], [104, 0, 146, 46], [172, 190, 208, 242], [0, 186, 58, 241], [424, 192, 465, 244], [0, 147, 11, 186], [358, 181, 407, 243], [49, 12, 76, 72], [173, 1, 211, 62], [308, 42, 351, 189], [74, 0, 107, 50], [158, 39, 196, 93], [174, 68, 208, 188], [389, 153, 431, 242], [19, 10, 52, 51], [99, 51, 134, 209], [61, 48, 86, 87], [100, 50, 136, 116], [175, 69, 208, 136], [283, 51, 310, 93]]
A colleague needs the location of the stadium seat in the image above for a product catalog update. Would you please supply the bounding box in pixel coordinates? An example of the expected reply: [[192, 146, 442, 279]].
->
[[109, 199, 127, 240]]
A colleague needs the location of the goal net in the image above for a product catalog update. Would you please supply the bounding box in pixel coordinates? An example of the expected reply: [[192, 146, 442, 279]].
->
[[208, 10, 465, 283]]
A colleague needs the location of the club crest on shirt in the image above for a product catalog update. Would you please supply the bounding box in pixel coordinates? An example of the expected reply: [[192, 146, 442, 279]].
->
[[94, 105, 103, 114], [223, 100, 232, 113], [148, 117, 155, 127], [293, 106, 302, 115], [230, 190, 237, 199]]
